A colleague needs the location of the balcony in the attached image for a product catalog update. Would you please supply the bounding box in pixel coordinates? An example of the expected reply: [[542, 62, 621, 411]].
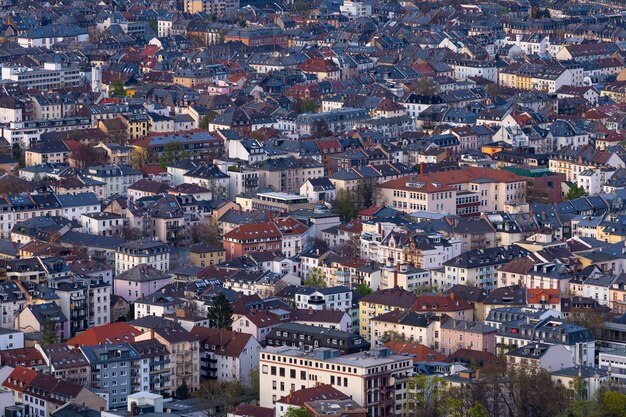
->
[[308, 297, 325, 305]]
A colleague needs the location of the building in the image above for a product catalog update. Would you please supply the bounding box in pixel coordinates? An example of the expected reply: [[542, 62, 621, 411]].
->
[[259, 346, 412, 417], [265, 323, 369, 354], [222, 222, 282, 260], [80, 342, 139, 409], [370, 311, 439, 349], [441, 245, 530, 290], [114, 265, 172, 304], [135, 325, 200, 395], [129, 339, 171, 394], [439, 318, 497, 355], [191, 327, 260, 388], [358, 288, 418, 340], [115, 239, 170, 276], [35, 344, 90, 386], [0, 327, 23, 350], [15, 303, 68, 342], [187, 243, 226, 268], [377, 167, 526, 215], [506, 342, 573, 371], [293, 286, 353, 312]]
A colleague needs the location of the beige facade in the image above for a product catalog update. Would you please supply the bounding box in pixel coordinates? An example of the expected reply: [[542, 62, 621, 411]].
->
[[135, 328, 200, 394], [259, 346, 413, 416]]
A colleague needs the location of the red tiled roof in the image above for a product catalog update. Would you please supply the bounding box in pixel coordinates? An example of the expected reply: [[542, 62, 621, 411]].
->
[[244, 310, 285, 327], [274, 216, 309, 236], [358, 205, 384, 216], [278, 384, 348, 406], [0, 347, 45, 368], [140, 164, 167, 175], [498, 257, 535, 274], [384, 341, 446, 363], [379, 167, 525, 192], [337, 219, 363, 233], [223, 222, 281, 241], [361, 288, 417, 309], [231, 405, 274, 417], [297, 58, 339, 73], [527, 288, 560, 304], [66, 322, 142, 347], [2, 366, 37, 392]]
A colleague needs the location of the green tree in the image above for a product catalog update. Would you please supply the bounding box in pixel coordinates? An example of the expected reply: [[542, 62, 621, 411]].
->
[[303, 267, 326, 287], [603, 391, 626, 417], [294, 98, 318, 114], [355, 283, 372, 296], [207, 292, 233, 329], [566, 183, 587, 200], [132, 147, 149, 168], [284, 407, 309, 417], [190, 221, 221, 246], [248, 367, 260, 398], [332, 189, 358, 222], [175, 379, 189, 399], [468, 402, 489, 417], [291, 0, 310, 17], [110, 79, 125, 97], [41, 319, 58, 345], [199, 111, 217, 129], [12, 143, 24, 168], [159, 142, 190, 169]]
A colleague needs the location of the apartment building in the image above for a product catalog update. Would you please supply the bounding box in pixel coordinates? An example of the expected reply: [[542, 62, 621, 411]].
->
[[359, 288, 417, 340], [191, 327, 260, 388], [548, 146, 625, 182], [129, 339, 171, 395], [370, 311, 439, 348], [377, 167, 526, 216], [80, 343, 139, 409], [114, 239, 170, 276], [259, 346, 413, 417], [442, 245, 530, 290], [135, 326, 200, 395], [439, 318, 497, 355]]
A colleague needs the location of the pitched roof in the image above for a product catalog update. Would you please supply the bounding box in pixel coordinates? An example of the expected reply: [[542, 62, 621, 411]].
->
[[191, 327, 255, 357], [2, 366, 37, 392], [379, 166, 525, 191], [411, 295, 474, 312], [360, 288, 417, 308], [384, 340, 446, 363], [278, 384, 349, 406], [66, 322, 142, 347]]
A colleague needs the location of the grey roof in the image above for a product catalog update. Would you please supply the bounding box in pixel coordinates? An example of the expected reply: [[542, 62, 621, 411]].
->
[[114, 264, 171, 283], [56, 193, 100, 208]]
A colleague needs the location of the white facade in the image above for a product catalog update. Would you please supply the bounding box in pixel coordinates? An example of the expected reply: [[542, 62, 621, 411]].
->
[[259, 347, 412, 415], [0, 329, 24, 350]]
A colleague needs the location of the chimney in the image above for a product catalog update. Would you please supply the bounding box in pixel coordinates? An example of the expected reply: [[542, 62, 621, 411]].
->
[[449, 292, 455, 300]]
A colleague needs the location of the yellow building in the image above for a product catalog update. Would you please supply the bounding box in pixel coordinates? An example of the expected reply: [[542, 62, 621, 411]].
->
[[358, 288, 417, 340], [95, 142, 135, 165], [188, 243, 226, 267]]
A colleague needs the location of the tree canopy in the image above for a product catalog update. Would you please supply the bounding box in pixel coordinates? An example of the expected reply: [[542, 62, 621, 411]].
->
[[566, 183, 587, 200], [207, 292, 233, 329], [159, 142, 190, 169], [303, 267, 326, 287]]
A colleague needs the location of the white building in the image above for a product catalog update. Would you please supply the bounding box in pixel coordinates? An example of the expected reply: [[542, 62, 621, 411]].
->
[[259, 346, 412, 416], [114, 239, 170, 276], [81, 212, 124, 236], [0, 328, 24, 350], [339, 0, 372, 18], [294, 286, 352, 312]]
